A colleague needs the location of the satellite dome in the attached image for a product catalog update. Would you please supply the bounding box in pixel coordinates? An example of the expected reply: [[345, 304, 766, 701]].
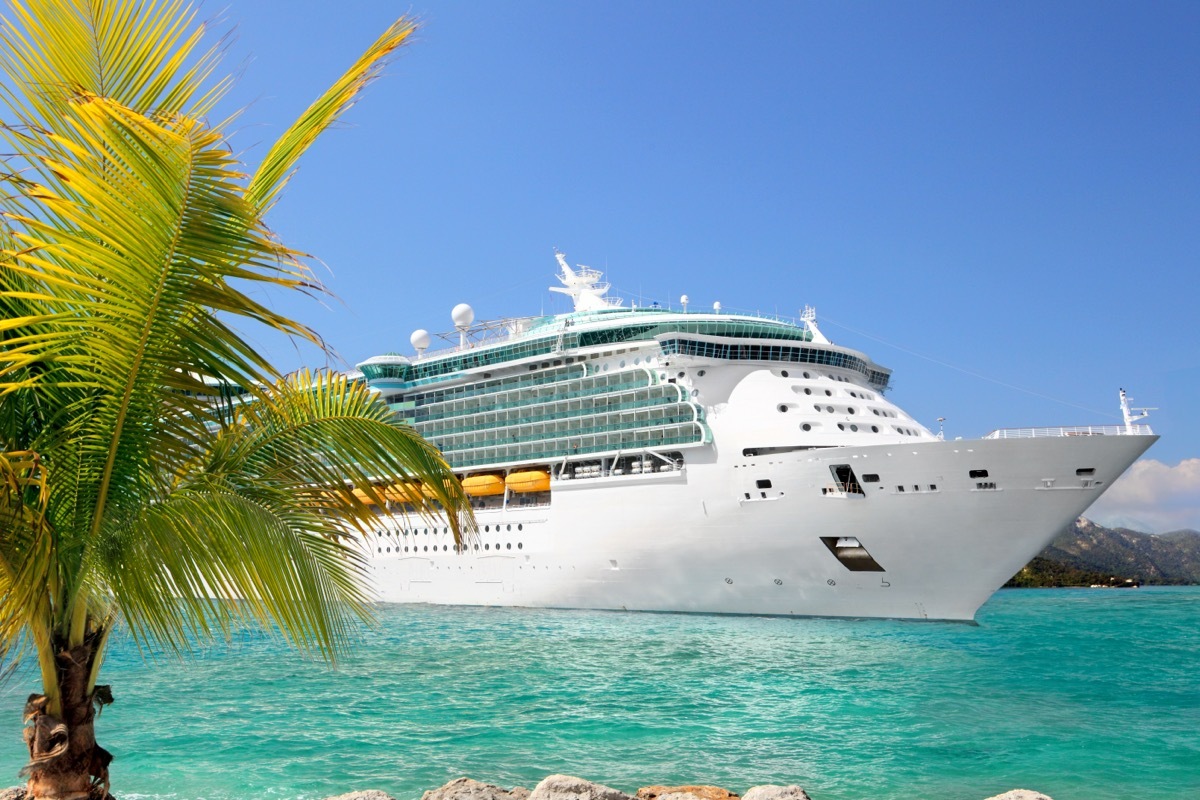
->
[[451, 303, 475, 329], [713, 301, 722, 313], [680, 294, 689, 305], [410, 329, 431, 352]]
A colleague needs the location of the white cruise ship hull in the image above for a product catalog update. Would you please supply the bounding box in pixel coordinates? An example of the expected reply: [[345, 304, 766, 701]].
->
[[364, 431, 1154, 621]]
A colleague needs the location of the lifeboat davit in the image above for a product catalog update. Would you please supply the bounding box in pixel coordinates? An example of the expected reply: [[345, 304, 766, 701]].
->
[[462, 473, 506, 497], [506, 469, 550, 493]]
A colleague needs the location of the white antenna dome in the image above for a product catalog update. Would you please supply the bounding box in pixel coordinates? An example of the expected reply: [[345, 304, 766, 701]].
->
[[680, 294, 689, 305], [410, 329, 431, 353], [713, 301, 722, 313], [451, 303, 475, 330]]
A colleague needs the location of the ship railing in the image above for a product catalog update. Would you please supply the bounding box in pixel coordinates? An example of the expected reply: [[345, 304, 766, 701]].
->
[[983, 424, 1154, 439]]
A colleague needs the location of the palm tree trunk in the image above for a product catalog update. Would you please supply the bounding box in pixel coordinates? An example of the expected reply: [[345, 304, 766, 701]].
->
[[23, 635, 113, 800]]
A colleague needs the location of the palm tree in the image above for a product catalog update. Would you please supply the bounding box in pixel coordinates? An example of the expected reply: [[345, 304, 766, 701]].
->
[[0, 2, 471, 797]]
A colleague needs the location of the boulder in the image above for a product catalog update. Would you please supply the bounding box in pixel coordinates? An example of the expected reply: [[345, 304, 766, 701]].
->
[[638, 787, 738, 800], [741, 787, 812, 800], [0, 788, 25, 800], [983, 792, 1053, 800], [323, 792, 398, 800], [528, 775, 635, 800], [422, 778, 532, 800]]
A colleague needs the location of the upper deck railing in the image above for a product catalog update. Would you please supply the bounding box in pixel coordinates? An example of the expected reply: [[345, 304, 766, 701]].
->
[[983, 424, 1154, 439]]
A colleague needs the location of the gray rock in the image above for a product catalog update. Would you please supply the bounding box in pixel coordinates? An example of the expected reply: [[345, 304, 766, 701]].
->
[[422, 778, 532, 800], [741, 787, 812, 800], [323, 792, 398, 800], [0, 788, 25, 800], [528, 775, 635, 800], [983, 792, 1053, 800]]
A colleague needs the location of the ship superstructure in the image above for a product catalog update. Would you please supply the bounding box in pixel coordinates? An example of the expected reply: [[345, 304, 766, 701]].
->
[[352, 254, 1157, 621]]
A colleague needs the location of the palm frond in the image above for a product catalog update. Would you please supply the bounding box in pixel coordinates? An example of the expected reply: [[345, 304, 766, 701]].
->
[[246, 17, 416, 211]]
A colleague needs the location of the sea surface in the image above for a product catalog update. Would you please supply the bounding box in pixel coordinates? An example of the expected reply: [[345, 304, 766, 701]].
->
[[1, 587, 1197, 800]]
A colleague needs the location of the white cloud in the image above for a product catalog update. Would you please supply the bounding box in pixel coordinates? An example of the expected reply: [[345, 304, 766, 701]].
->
[[1084, 458, 1200, 533]]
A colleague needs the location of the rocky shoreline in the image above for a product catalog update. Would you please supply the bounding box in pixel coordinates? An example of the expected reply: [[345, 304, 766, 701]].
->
[[0, 776, 1056, 800]]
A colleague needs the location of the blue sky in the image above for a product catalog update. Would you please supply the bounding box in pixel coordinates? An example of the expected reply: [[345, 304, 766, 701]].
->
[[212, 1, 1197, 531]]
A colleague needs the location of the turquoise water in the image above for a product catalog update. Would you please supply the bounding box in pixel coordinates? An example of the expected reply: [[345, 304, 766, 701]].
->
[[1, 588, 1197, 800]]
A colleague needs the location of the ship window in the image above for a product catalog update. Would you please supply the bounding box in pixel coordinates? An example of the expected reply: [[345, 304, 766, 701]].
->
[[862, 473, 879, 482], [778, 404, 789, 413], [896, 485, 905, 492], [423, 546, 428, 551], [826, 406, 834, 413], [507, 524, 512, 531], [821, 536, 885, 572], [756, 479, 773, 489], [803, 372, 810, 378], [553, 360, 562, 366], [1076, 468, 1096, 476], [929, 484, 937, 491], [804, 388, 812, 395], [825, 389, 832, 396], [518, 524, 523, 531], [744, 492, 751, 500], [518, 543, 523, 549], [871, 426, 879, 432], [969, 469, 989, 479], [802, 423, 812, 431], [781, 370, 789, 378], [837, 423, 845, 430], [850, 425, 858, 432], [506, 543, 512, 549], [484, 544, 489, 550], [698, 370, 706, 376]]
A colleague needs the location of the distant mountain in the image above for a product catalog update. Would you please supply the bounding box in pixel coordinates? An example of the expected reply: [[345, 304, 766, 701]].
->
[[1005, 518, 1200, 587]]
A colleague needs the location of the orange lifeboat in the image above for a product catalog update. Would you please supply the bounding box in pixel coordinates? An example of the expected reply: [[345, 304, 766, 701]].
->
[[462, 473, 506, 497], [384, 483, 424, 504], [506, 469, 550, 493], [351, 486, 380, 505]]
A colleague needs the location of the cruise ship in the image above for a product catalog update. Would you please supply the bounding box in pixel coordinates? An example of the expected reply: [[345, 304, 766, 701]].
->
[[353, 253, 1157, 621]]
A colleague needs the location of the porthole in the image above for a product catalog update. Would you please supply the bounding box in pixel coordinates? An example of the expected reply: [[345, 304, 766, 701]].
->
[[826, 406, 834, 413], [377, 547, 382, 553], [837, 423, 845, 430], [848, 408, 856, 415], [506, 543, 512, 550], [871, 426, 879, 433], [814, 404, 822, 412], [698, 370, 706, 376], [423, 546, 428, 552], [778, 404, 789, 413], [850, 425, 858, 432], [507, 524, 512, 532], [494, 543, 500, 550], [484, 525, 490, 533], [803, 372, 811, 378], [484, 544, 489, 550], [678, 372, 685, 379], [474, 544, 479, 550], [518, 542, 523, 549], [804, 388, 812, 395], [385, 547, 391, 553], [405, 546, 409, 552], [825, 389, 832, 396], [692, 389, 699, 397], [802, 423, 812, 431], [619, 360, 626, 368], [633, 357, 640, 365], [724, 577, 733, 585], [518, 524, 523, 531], [781, 370, 789, 378]]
